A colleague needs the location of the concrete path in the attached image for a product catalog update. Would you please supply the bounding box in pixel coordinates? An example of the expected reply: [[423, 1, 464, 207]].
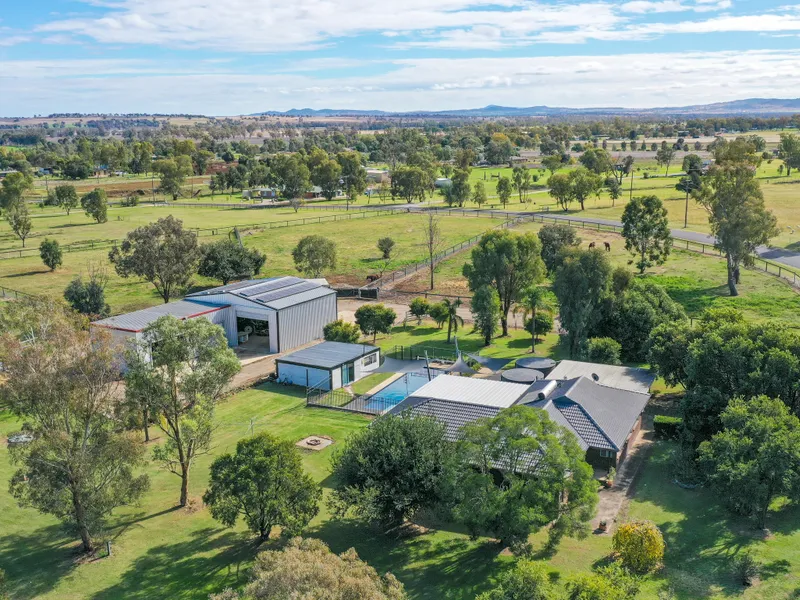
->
[[592, 418, 655, 534]]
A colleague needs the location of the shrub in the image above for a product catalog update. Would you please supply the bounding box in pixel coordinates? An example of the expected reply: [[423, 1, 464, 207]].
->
[[377, 237, 395, 259], [524, 312, 554, 339], [653, 415, 682, 439], [214, 537, 407, 600], [323, 319, 361, 344], [612, 520, 665, 573], [583, 337, 622, 365], [409, 297, 430, 324], [476, 559, 555, 600], [732, 552, 760, 586], [39, 238, 62, 271], [120, 194, 139, 207], [427, 301, 449, 329], [354, 303, 396, 342]]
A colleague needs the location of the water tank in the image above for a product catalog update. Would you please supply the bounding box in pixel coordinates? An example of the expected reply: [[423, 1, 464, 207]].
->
[[501, 368, 545, 384], [515, 357, 557, 376]]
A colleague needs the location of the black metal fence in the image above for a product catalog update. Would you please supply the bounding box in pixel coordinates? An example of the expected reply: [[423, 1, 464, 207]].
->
[[390, 344, 458, 363], [305, 371, 436, 415], [306, 387, 398, 416]]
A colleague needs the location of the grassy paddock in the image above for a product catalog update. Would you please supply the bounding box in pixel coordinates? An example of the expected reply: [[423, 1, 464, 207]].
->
[[0, 204, 354, 252], [0, 214, 503, 314], [395, 223, 800, 329]]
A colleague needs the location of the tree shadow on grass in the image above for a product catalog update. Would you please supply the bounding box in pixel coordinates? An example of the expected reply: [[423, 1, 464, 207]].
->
[[89, 527, 256, 600], [630, 442, 800, 599], [0, 522, 78, 600], [5, 269, 51, 278], [309, 517, 513, 600]]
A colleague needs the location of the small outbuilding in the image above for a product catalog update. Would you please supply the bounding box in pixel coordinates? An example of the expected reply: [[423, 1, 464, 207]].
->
[[276, 341, 381, 391]]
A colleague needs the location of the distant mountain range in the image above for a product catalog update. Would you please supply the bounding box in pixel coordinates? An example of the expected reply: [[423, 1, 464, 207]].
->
[[254, 98, 800, 118]]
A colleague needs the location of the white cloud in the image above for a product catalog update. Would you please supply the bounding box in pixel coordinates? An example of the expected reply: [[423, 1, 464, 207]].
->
[[36, 0, 623, 51], [2, 49, 799, 115]]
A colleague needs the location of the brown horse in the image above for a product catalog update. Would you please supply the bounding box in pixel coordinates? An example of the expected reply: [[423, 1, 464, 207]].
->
[[588, 242, 596, 249], [604, 242, 611, 251]]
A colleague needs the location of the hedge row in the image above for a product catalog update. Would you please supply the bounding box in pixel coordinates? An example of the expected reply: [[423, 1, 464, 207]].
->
[[653, 415, 682, 439]]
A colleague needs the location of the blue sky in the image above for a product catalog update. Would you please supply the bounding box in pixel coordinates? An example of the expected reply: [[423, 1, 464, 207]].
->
[[1, 0, 800, 115]]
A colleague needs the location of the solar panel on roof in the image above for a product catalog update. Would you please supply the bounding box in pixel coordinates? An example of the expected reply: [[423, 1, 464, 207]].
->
[[239, 278, 298, 298], [252, 281, 317, 304]]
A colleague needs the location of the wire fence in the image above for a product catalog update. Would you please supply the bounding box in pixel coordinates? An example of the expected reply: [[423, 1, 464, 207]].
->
[[0, 285, 35, 300], [0, 209, 405, 261], [358, 214, 535, 295], [389, 344, 459, 362]]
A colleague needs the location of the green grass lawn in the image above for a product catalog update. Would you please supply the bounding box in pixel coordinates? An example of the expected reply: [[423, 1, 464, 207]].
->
[[0, 214, 503, 314], [3, 381, 798, 600], [350, 372, 395, 395]]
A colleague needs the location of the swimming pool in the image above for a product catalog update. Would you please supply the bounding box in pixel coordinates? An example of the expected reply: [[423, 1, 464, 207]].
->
[[363, 370, 439, 412]]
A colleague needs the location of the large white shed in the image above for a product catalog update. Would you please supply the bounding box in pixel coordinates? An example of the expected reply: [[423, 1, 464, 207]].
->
[[91, 276, 338, 366]]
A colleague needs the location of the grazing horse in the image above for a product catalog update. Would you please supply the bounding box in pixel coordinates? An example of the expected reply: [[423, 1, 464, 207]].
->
[[366, 274, 379, 282], [604, 242, 611, 251], [588, 242, 596, 249]]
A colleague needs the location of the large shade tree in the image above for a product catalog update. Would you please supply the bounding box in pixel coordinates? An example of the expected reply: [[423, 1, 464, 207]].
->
[[463, 230, 545, 337], [0, 299, 149, 552], [698, 396, 800, 528], [552, 248, 613, 358], [198, 238, 266, 284], [330, 415, 460, 529], [109, 215, 200, 303], [694, 165, 778, 296], [213, 537, 407, 600], [125, 316, 240, 506], [204, 433, 321, 540], [292, 235, 336, 278], [621, 195, 672, 273], [454, 406, 597, 551]]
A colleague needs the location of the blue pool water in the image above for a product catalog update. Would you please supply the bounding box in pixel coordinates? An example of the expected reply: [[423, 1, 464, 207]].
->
[[363, 371, 439, 412]]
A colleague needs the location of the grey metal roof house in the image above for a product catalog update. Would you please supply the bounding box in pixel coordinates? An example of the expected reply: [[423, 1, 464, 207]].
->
[[276, 341, 381, 391], [545, 360, 655, 395], [389, 368, 651, 470], [90, 276, 338, 369]]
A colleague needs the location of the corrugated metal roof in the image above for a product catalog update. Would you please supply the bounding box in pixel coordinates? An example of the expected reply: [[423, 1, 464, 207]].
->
[[91, 300, 226, 333], [523, 376, 649, 450], [406, 374, 529, 408], [267, 286, 334, 310], [186, 276, 335, 310], [546, 360, 655, 394], [277, 341, 378, 369]]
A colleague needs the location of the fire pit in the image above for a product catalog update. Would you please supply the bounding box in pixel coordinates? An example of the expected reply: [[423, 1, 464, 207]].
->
[[296, 435, 334, 451]]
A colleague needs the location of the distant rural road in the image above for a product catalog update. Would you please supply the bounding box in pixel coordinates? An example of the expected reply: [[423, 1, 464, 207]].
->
[[359, 203, 800, 271]]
